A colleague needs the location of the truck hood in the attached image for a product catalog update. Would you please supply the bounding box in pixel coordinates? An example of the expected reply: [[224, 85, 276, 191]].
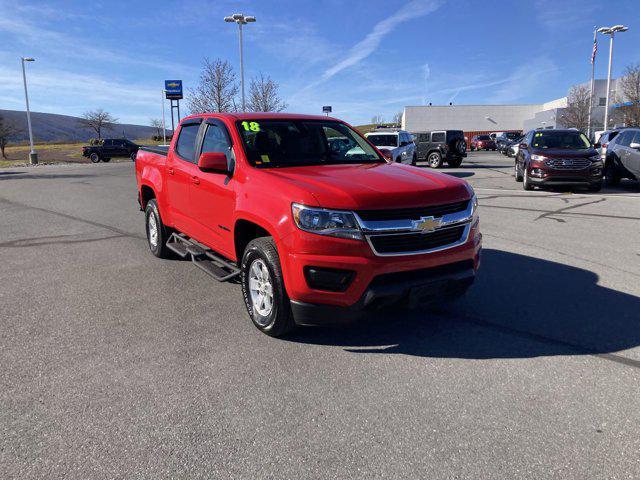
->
[[262, 163, 471, 210]]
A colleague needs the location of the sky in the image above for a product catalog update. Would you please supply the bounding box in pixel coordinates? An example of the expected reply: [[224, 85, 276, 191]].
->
[[1, 0, 639, 126]]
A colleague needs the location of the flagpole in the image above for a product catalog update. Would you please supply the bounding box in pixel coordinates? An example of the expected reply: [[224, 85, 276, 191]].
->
[[587, 27, 596, 139]]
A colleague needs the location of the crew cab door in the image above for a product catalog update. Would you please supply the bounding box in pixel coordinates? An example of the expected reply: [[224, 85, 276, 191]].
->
[[165, 119, 203, 235], [189, 119, 236, 258]]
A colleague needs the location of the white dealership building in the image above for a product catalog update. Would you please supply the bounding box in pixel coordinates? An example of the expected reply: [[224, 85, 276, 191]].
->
[[402, 79, 619, 136]]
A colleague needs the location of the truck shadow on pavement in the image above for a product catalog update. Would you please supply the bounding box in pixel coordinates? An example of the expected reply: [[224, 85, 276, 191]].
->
[[287, 249, 640, 365]]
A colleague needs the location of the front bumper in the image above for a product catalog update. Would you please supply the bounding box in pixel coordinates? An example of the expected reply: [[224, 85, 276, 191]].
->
[[527, 162, 603, 187], [291, 258, 477, 325]]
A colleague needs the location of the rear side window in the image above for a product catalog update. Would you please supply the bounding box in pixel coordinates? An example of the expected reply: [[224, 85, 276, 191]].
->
[[431, 132, 445, 142], [418, 133, 430, 142], [176, 124, 200, 162], [616, 130, 634, 147]]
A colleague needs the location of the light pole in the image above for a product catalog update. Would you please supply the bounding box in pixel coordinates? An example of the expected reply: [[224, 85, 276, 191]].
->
[[224, 13, 256, 111], [597, 25, 628, 130], [161, 89, 167, 145], [21, 57, 37, 165]]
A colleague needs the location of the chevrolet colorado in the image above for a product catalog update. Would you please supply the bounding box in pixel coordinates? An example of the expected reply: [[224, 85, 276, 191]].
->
[[135, 113, 481, 337]]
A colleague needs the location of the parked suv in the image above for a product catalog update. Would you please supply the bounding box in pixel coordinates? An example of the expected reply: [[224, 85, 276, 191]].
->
[[514, 129, 603, 191], [413, 130, 467, 168], [365, 129, 417, 165], [496, 131, 522, 154], [82, 138, 139, 163], [603, 127, 640, 186], [470, 135, 496, 151], [595, 130, 620, 161]]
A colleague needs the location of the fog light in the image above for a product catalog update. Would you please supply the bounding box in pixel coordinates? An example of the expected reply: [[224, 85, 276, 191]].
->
[[530, 168, 544, 177], [591, 168, 602, 175], [304, 266, 355, 292]]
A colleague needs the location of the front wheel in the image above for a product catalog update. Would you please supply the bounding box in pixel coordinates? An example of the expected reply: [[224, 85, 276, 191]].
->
[[604, 162, 620, 186], [427, 151, 443, 168], [514, 161, 523, 182], [522, 164, 533, 190], [130, 152, 137, 162], [241, 237, 295, 337], [588, 181, 602, 192], [411, 153, 417, 166]]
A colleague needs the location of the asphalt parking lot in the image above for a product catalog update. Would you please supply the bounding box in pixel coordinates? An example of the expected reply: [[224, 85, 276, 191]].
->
[[1, 151, 639, 479]]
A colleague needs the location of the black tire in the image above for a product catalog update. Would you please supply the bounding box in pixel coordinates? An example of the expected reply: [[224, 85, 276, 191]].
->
[[241, 237, 295, 337], [514, 161, 523, 182], [130, 152, 137, 162], [604, 161, 621, 187], [447, 157, 463, 168], [454, 139, 466, 155], [427, 151, 443, 168], [411, 153, 417, 166], [145, 199, 172, 259], [102, 157, 111, 163], [522, 164, 533, 190], [588, 181, 602, 192], [89, 152, 100, 163]]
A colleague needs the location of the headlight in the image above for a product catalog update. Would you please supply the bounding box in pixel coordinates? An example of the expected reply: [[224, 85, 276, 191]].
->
[[471, 194, 478, 218], [531, 154, 547, 161], [291, 203, 363, 241]]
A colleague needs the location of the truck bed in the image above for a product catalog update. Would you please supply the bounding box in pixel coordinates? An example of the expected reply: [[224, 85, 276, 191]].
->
[[139, 145, 170, 156]]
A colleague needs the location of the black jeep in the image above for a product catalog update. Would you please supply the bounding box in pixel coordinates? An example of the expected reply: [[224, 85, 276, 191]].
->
[[412, 130, 467, 168]]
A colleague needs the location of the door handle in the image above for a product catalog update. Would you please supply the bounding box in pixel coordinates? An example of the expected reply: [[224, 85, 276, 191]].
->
[[192, 176, 200, 185], [168, 168, 175, 175]]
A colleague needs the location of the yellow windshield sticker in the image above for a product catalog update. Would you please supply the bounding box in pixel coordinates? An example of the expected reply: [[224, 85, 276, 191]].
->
[[241, 121, 261, 132], [261, 155, 270, 163]]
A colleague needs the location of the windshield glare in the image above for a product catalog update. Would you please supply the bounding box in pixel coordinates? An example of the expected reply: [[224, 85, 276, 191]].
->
[[236, 120, 383, 168], [531, 131, 591, 149], [366, 134, 398, 147]]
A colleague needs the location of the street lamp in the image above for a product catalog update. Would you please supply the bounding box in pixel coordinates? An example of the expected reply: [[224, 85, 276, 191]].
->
[[224, 13, 256, 111], [597, 25, 628, 130], [21, 57, 37, 165]]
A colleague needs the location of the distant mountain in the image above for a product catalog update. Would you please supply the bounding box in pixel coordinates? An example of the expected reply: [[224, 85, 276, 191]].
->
[[0, 109, 168, 143]]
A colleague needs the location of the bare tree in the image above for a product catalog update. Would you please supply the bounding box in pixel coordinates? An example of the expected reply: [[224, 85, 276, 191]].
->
[[150, 118, 163, 137], [612, 63, 640, 127], [0, 114, 21, 159], [187, 58, 239, 113], [78, 109, 118, 140], [371, 115, 384, 125], [392, 111, 403, 125], [561, 85, 591, 132], [247, 73, 287, 112]]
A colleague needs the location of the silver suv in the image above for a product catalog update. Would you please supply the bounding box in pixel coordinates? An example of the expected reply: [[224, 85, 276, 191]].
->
[[604, 127, 640, 186], [365, 129, 417, 165]]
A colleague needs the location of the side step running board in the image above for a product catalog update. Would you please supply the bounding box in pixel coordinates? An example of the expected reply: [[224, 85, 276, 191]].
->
[[166, 233, 241, 282]]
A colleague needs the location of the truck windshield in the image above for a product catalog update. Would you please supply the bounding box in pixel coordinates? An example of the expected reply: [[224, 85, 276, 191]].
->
[[236, 120, 384, 167], [531, 131, 591, 149]]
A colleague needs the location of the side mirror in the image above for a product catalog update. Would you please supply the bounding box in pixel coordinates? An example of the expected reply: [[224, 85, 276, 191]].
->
[[198, 152, 228, 173], [519, 143, 528, 149], [630, 142, 640, 150]]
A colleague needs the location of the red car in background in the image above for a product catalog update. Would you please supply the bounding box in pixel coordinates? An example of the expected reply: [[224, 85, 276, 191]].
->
[[470, 135, 497, 151]]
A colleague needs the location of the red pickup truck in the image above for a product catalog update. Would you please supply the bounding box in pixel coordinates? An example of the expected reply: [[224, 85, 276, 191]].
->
[[135, 113, 481, 336]]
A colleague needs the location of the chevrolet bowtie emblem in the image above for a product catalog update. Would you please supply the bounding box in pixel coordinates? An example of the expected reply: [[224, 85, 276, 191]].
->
[[412, 216, 442, 233]]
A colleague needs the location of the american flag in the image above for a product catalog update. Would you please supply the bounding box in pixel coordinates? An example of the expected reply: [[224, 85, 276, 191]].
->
[[591, 35, 598, 64]]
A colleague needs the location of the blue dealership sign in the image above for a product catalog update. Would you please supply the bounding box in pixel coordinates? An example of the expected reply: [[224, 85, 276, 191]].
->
[[165, 80, 183, 100]]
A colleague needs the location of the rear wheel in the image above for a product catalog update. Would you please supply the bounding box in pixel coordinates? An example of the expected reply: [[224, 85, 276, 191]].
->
[[447, 157, 463, 168], [102, 157, 111, 163], [241, 237, 295, 337], [427, 151, 443, 168], [145, 199, 172, 258], [89, 153, 100, 163]]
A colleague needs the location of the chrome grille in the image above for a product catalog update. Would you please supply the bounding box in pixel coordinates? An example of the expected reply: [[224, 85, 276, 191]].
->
[[368, 226, 466, 255], [544, 158, 591, 170]]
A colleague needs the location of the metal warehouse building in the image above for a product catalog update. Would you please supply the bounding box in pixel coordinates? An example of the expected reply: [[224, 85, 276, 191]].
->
[[402, 79, 619, 138]]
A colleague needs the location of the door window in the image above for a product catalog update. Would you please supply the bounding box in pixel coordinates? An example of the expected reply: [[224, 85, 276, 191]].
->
[[616, 130, 634, 147], [176, 124, 200, 162]]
